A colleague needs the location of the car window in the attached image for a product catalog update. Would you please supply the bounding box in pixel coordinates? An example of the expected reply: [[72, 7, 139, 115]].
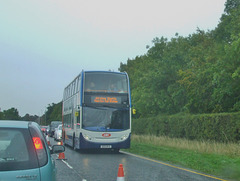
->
[[0, 128, 39, 171]]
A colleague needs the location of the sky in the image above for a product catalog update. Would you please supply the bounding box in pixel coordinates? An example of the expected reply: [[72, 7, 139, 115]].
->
[[0, 0, 226, 116]]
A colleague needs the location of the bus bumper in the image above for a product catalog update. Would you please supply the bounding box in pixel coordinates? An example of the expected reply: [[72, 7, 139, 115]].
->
[[78, 133, 131, 149]]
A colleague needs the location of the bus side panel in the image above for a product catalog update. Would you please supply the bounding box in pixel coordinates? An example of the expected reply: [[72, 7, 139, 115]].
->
[[64, 133, 73, 147]]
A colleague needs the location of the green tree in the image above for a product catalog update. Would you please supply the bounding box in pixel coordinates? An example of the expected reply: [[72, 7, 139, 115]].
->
[[119, 0, 240, 116], [224, 0, 240, 14], [43, 102, 62, 125], [0, 111, 3, 119], [212, 34, 240, 112], [213, 0, 240, 43], [178, 30, 219, 113], [2, 108, 20, 120], [21, 114, 38, 121]]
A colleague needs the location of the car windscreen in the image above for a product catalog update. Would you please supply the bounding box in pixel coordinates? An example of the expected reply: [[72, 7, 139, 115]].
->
[[0, 128, 39, 171]]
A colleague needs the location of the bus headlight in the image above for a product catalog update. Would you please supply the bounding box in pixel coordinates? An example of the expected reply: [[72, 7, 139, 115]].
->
[[83, 134, 92, 141], [120, 134, 128, 141]]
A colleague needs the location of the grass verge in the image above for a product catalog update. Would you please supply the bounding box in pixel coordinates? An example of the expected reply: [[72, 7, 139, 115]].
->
[[123, 135, 240, 181]]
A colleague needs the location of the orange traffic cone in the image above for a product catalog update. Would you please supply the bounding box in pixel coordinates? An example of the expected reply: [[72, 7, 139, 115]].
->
[[116, 164, 125, 181], [57, 152, 66, 160], [57, 141, 66, 160]]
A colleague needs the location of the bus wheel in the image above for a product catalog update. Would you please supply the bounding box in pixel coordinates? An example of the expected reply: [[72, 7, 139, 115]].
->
[[72, 134, 76, 150]]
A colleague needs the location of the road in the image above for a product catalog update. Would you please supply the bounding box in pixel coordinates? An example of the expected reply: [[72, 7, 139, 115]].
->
[[50, 139, 227, 181]]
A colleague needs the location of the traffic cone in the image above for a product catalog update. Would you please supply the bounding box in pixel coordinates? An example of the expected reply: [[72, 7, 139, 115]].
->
[[57, 152, 66, 160], [57, 140, 67, 160], [116, 164, 125, 181]]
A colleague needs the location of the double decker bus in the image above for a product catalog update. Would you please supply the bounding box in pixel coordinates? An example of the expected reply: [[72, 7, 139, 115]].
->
[[62, 71, 132, 151]]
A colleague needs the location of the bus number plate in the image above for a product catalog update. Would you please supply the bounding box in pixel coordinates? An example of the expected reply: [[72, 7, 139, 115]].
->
[[100, 145, 112, 149]]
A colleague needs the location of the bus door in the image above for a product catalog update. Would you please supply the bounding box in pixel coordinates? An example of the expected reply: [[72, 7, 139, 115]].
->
[[74, 107, 81, 149]]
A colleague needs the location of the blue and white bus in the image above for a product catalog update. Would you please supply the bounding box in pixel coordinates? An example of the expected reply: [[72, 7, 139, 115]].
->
[[62, 71, 132, 151]]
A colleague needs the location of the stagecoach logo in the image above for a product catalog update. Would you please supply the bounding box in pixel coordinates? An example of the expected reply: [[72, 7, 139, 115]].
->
[[92, 96, 121, 104], [102, 133, 111, 137]]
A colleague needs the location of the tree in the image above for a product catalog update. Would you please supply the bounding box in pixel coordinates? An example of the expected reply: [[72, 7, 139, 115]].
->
[[2, 108, 20, 120], [0, 111, 3, 119], [224, 0, 240, 14], [21, 114, 38, 122], [42, 102, 62, 125], [213, 0, 240, 43], [119, 1, 240, 116]]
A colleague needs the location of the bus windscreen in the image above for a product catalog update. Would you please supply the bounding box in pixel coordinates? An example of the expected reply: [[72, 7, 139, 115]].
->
[[82, 106, 130, 132]]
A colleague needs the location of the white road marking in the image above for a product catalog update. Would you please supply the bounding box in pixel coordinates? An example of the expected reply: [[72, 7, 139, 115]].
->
[[55, 155, 87, 181], [62, 159, 73, 169]]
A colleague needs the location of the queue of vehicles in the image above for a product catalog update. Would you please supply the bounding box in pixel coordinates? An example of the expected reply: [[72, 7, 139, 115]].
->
[[0, 70, 132, 180], [40, 121, 62, 141], [42, 71, 133, 152]]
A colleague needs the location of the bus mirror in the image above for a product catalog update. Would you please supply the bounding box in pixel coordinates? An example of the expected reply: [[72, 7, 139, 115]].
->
[[132, 109, 136, 115], [75, 111, 79, 117]]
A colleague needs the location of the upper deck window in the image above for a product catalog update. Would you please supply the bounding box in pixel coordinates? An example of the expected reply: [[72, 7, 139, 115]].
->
[[84, 72, 128, 93]]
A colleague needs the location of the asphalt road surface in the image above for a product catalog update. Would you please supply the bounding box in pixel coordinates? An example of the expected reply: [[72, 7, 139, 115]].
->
[[50, 139, 227, 181]]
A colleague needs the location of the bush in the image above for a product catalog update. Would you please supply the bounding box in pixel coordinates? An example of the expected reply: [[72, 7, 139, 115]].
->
[[132, 112, 240, 143]]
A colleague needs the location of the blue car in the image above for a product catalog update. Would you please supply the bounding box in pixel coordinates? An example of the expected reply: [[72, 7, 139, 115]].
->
[[0, 120, 65, 181]]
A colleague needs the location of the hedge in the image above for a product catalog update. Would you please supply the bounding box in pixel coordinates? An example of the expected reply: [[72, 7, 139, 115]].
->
[[132, 112, 240, 143]]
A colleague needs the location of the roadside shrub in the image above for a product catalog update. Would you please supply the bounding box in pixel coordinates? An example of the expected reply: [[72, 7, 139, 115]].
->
[[132, 112, 240, 142]]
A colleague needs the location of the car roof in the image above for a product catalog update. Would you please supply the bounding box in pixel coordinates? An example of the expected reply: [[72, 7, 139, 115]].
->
[[51, 121, 61, 124], [0, 120, 35, 128]]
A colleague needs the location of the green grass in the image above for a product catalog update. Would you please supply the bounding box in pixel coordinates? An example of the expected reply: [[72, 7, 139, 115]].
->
[[123, 135, 240, 181]]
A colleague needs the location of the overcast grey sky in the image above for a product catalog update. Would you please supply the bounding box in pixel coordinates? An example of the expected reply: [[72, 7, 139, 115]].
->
[[0, 0, 226, 116]]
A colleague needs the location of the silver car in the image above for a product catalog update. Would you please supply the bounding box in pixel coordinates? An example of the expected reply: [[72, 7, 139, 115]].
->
[[54, 124, 62, 141]]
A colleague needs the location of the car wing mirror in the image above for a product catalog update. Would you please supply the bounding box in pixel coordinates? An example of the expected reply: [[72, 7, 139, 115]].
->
[[51, 145, 65, 154]]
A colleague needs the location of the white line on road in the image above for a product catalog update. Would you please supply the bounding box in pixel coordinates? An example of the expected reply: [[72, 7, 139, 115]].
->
[[62, 159, 73, 169], [55, 155, 87, 181]]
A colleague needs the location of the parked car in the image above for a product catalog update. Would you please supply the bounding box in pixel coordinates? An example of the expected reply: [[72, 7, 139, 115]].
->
[[0, 120, 65, 181], [49, 121, 62, 137], [54, 124, 62, 141]]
